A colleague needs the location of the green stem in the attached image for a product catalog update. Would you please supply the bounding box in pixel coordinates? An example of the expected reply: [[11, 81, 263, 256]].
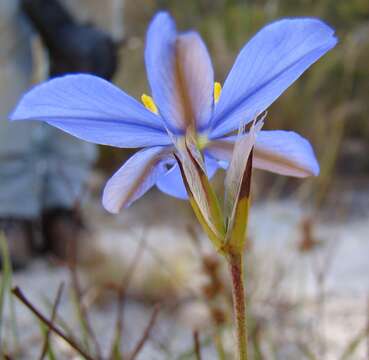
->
[[229, 252, 248, 360]]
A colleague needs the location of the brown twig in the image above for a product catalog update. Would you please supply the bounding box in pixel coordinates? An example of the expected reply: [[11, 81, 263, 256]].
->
[[193, 330, 202, 360], [39, 282, 65, 360], [127, 304, 161, 360], [11, 287, 94, 360]]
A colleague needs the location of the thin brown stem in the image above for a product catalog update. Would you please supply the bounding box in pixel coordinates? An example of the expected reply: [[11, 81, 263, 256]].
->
[[12, 287, 94, 360], [228, 253, 248, 360], [109, 235, 146, 359], [68, 240, 102, 358], [193, 330, 202, 360], [127, 304, 160, 360]]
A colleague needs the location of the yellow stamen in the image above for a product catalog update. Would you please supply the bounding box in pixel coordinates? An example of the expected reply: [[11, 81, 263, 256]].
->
[[141, 94, 158, 114], [214, 82, 222, 104], [197, 135, 209, 150]]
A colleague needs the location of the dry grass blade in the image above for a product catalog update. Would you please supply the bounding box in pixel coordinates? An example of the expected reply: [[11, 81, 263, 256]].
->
[[127, 304, 161, 360], [69, 264, 102, 357], [109, 235, 147, 359], [0, 233, 18, 350], [66, 219, 102, 358], [0, 232, 10, 345], [11, 287, 95, 360], [39, 282, 65, 360], [339, 324, 369, 360]]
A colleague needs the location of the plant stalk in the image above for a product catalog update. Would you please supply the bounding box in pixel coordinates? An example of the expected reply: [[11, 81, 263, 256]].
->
[[229, 252, 248, 360]]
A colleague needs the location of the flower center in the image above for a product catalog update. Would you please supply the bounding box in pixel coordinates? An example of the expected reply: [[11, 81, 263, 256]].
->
[[140, 82, 221, 150], [197, 134, 209, 150]]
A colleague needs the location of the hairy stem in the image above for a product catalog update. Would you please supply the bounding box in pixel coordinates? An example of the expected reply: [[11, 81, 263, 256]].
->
[[229, 252, 248, 360]]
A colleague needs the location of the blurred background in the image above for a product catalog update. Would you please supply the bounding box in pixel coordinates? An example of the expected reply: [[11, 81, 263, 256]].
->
[[0, 0, 368, 359]]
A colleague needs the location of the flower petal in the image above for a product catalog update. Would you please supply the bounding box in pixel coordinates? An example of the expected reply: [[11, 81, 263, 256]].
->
[[156, 161, 188, 199], [254, 130, 320, 177], [206, 130, 319, 177], [10, 74, 171, 148], [210, 18, 337, 137], [145, 12, 214, 133], [102, 146, 170, 213], [156, 155, 219, 199]]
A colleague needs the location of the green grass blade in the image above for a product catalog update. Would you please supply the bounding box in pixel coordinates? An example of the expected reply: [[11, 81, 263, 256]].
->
[[0, 232, 18, 350], [339, 326, 368, 360]]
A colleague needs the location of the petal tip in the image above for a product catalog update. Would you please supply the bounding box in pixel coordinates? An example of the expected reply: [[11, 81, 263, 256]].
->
[[149, 11, 175, 31], [8, 109, 18, 121], [102, 188, 120, 214], [153, 11, 171, 20], [310, 161, 320, 177]]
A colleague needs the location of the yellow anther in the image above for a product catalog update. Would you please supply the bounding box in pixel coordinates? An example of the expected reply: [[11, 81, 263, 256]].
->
[[141, 94, 158, 114], [214, 82, 222, 104]]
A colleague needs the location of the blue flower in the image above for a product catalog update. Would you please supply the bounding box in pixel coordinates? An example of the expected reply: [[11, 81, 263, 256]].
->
[[10, 12, 337, 213]]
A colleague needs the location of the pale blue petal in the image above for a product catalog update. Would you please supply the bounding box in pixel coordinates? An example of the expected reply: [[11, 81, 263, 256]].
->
[[156, 155, 219, 199], [254, 130, 319, 177], [145, 12, 214, 133], [210, 18, 337, 138], [10, 74, 171, 148], [103, 146, 171, 213], [156, 161, 188, 199], [206, 130, 319, 177]]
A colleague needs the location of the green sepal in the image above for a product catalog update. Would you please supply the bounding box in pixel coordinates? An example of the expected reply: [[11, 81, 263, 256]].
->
[[223, 150, 253, 255], [174, 151, 226, 253]]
